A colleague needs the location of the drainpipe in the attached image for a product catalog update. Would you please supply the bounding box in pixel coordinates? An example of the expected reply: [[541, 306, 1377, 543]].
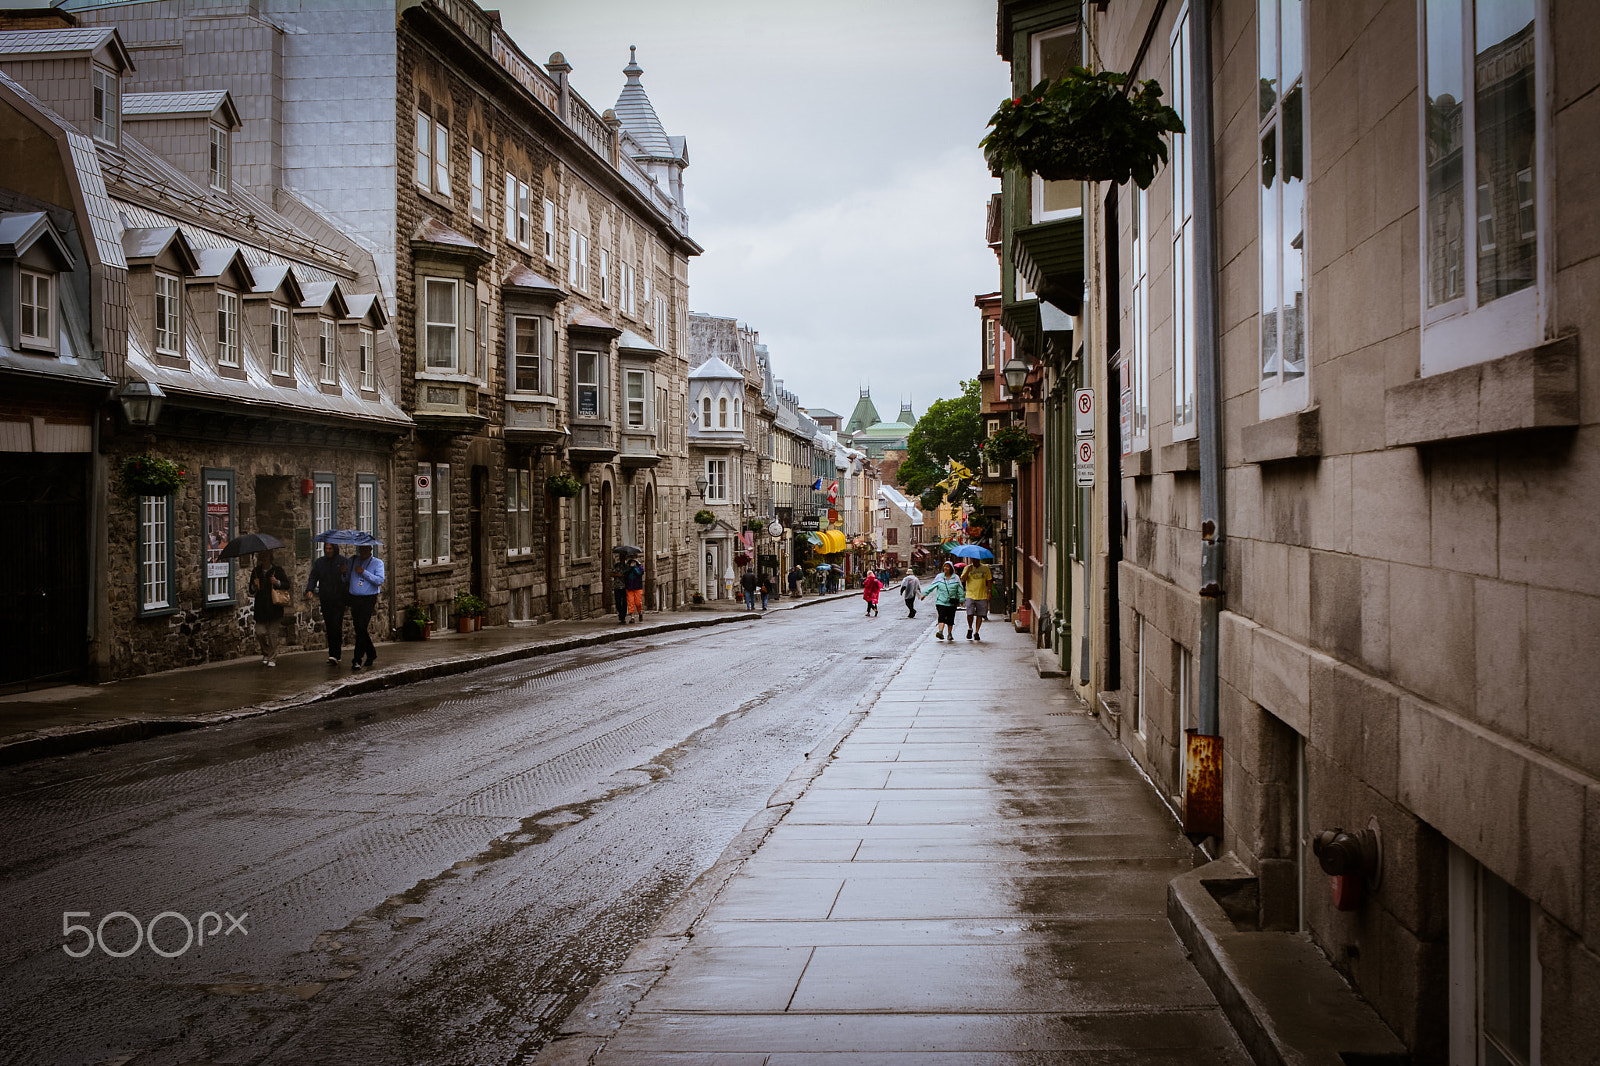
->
[[1186, 0, 1225, 840]]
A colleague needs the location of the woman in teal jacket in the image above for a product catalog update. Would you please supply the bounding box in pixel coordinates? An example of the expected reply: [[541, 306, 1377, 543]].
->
[[920, 561, 965, 641]]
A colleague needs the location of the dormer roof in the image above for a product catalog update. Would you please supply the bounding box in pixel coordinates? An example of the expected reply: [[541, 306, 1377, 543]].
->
[[501, 263, 567, 300], [299, 279, 350, 319], [121, 225, 199, 273], [568, 307, 621, 337], [122, 89, 239, 129], [0, 26, 132, 71], [0, 211, 73, 270], [246, 262, 304, 305], [343, 292, 387, 328], [188, 245, 254, 290], [410, 215, 491, 264]]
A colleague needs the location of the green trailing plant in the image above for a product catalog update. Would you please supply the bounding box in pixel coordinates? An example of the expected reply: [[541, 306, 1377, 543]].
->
[[119, 454, 187, 498], [981, 68, 1185, 189], [747, 518, 765, 533], [982, 423, 1039, 465], [452, 589, 487, 618], [546, 471, 584, 498], [693, 509, 716, 526]]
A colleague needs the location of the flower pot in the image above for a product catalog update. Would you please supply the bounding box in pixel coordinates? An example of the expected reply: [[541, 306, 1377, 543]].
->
[[457, 616, 474, 634]]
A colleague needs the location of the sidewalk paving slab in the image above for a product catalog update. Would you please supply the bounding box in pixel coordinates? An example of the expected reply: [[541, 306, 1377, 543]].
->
[[533, 620, 1252, 1065], [0, 592, 859, 766]]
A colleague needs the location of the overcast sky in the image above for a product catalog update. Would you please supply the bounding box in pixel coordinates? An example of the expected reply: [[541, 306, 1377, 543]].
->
[[503, 0, 1011, 421]]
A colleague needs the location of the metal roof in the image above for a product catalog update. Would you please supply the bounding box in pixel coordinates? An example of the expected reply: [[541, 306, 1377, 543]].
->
[[688, 354, 741, 380], [501, 263, 566, 298], [612, 46, 679, 161], [123, 89, 236, 126], [617, 328, 663, 356], [0, 210, 73, 267], [0, 25, 130, 69]]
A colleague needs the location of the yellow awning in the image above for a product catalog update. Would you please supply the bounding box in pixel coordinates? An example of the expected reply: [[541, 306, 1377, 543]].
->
[[820, 529, 847, 553]]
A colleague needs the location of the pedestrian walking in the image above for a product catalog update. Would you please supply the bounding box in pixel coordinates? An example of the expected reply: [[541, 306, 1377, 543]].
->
[[862, 571, 882, 617], [346, 543, 384, 671], [919, 561, 964, 641], [899, 571, 921, 618], [611, 557, 630, 624], [740, 569, 758, 610], [758, 572, 771, 611], [625, 558, 646, 622], [963, 559, 993, 641], [304, 543, 349, 663], [788, 564, 802, 597], [247, 550, 289, 666]]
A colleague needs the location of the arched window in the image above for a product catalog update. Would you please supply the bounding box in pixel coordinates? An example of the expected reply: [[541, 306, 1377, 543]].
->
[[734, 398, 742, 427], [701, 395, 711, 425], [718, 396, 728, 428]]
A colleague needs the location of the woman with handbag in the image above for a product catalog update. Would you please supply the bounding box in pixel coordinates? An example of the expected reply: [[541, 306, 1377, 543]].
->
[[249, 550, 291, 667]]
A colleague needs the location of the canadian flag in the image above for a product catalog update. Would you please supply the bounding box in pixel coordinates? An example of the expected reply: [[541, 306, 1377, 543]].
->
[[826, 480, 839, 504]]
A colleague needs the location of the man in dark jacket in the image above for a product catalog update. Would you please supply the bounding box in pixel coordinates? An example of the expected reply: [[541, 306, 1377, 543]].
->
[[305, 543, 349, 663], [740, 569, 758, 609]]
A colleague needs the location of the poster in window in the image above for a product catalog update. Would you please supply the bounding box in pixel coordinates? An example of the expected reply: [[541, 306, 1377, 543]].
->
[[205, 485, 230, 585]]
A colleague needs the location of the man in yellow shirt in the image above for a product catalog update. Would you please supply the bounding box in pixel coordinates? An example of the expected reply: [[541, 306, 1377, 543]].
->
[[962, 561, 992, 641]]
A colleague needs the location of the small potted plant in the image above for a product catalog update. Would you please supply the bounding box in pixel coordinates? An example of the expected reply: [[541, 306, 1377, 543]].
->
[[402, 601, 433, 641], [981, 67, 1185, 189], [452, 589, 487, 632], [119, 454, 187, 498], [693, 509, 716, 526], [747, 518, 765, 534], [983, 423, 1039, 465], [691, 591, 705, 605], [546, 471, 584, 498]]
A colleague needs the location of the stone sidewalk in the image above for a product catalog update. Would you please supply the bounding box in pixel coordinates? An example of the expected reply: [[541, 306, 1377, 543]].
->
[[535, 619, 1251, 1064], [0, 592, 854, 765]]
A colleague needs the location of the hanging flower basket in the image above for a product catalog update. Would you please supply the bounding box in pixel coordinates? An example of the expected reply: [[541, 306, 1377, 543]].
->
[[693, 509, 716, 526], [119, 454, 187, 498], [981, 68, 1184, 190], [983, 423, 1039, 465], [747, 518, 765, 533], [734, 551, 753, 567], [546, 472, 584, 498]]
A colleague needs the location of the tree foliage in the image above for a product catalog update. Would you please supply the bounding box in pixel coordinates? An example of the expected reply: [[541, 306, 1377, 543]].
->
[[897, 380, 983, 505]]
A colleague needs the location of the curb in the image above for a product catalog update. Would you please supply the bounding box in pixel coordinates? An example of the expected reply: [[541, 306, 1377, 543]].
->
[[531, 616, 923, 1065], [0, 611, 764, 768]]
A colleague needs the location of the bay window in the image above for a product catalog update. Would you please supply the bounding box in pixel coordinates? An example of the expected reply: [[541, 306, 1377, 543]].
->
[[626, 369, 647, 427], [512, 314, 551, 393], [424, 278, 457, 370], [575, 350, 601, 418]]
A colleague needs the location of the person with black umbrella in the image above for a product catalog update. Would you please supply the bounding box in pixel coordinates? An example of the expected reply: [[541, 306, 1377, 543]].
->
[[304, 543, 349, 663], [248, 550, 290, 666]]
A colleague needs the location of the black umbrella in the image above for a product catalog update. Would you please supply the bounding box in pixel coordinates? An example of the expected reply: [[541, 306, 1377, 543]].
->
[[314, 529, 385, 546], [218, 532, 285, 559], [611, 544, 643, 556]]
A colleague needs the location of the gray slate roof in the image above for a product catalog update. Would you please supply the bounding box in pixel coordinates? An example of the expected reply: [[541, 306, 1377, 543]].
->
[[612, 46, 679, 161], [123, 89, 234, 122], [0, 25, 130, 68], [688, 354, 741, 380]]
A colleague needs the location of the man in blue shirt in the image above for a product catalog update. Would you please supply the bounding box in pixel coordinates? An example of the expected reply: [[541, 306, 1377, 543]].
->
[[347, 543, 385, 671]]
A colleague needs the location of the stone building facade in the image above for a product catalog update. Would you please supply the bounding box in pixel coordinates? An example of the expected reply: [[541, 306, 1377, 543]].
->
[[1063, 0, 1600, 1059]]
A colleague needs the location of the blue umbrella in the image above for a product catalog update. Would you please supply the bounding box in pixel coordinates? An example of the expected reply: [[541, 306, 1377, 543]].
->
[[313, 529, 384, 546], [948, 543, 994, 560]]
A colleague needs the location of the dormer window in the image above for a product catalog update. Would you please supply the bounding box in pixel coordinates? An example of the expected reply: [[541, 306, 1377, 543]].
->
[[154, 272, 181, 355], [270, 305, 290, 375], [216, 290, 239, 366], [18, 270, 53, 352], [318, 318, 337, 384], [209, 125, 230, 192], [92, 66, 118, 144], [718, 396, 728, 428]]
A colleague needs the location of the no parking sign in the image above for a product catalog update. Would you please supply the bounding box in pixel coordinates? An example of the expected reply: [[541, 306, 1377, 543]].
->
[[1075, 438, 1095, 487]]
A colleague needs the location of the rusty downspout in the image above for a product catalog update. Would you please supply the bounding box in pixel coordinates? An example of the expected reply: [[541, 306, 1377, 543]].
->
[[1184, 0, 1225, 840]]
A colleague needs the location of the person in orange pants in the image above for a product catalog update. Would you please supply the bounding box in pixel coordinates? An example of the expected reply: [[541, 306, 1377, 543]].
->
[[625, 558, 646, 622]]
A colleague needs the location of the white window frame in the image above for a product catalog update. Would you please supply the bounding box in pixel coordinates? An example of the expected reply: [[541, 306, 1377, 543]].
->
[[318, 317, 337, 384], [599, 249, 611, 304], [505, 172, 517, 241], [424, 277, 458, 371], [511, 314, 551, 394], [1258, 0, 1310, 419], [626, 368, 647, 427], [208, 124, 230, 192], [215, 289, 239, 367], [139, 493, 171, 612], [312, 474, 335, 535], [518, 181, 532, 249], [701, 394, 711, 426], [623, 262, 636, 314], [543, 198, 556, 259], [1130, 184, 1151, 450], [569, 229, 583, 289], [718, 395, 728, 429], [270, 304, 290, 376], [91, 65, 117, 144], [570, 483, 591, 559], [506, 463, 532, 557], [359, 327, 375, 391], [1028, 27, 1083, 223], [1448, 846, 1542, 1066], [203, 472, 233, 603], [154, 272, 181, 356], [1172, 5, 1198, 440], [469, 147, 485, 223], [357, 476, 377, 535], [416, 461, 451, 565], [1417, 0, 1547, 376], [415, 110, 432, 191], [705, 458, 728, 503], [574, 349, 601, 418], [18, 268, 53, 352]]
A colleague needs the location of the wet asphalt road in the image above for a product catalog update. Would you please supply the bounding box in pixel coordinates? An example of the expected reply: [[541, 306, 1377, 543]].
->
[[0, 599, 925, 1066]]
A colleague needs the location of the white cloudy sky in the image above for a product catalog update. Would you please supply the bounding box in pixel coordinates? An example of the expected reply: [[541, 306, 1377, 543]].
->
[[503, 0, 1011, 420]]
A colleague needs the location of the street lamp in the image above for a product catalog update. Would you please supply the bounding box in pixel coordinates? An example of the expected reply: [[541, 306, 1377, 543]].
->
[[117, 380, 165, 427], [1002, 356, 1030, 395]]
